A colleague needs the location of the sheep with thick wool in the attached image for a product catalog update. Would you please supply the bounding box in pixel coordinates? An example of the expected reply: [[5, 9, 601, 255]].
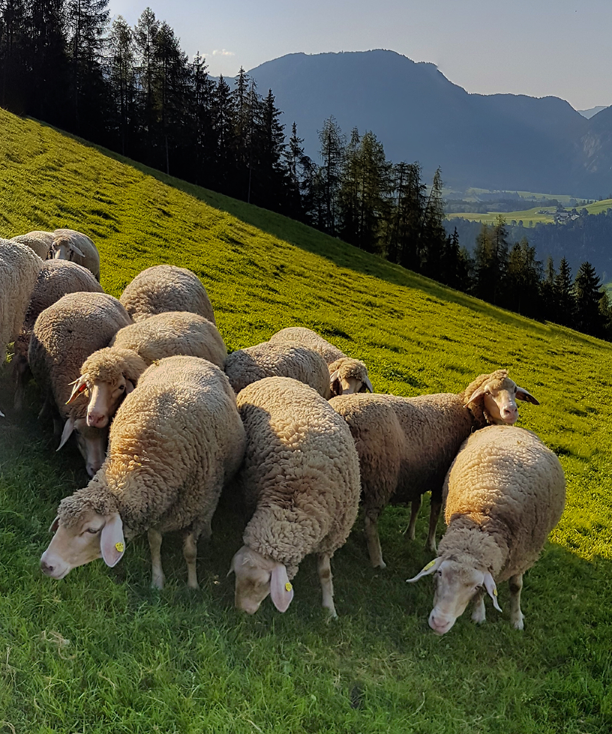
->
[[69, 311, 227, 428], [50, 229, 100, 281], [229, 377, 360, 617], [12, 260, 103, 411], [28, 292, 131, 476], [407, 425, 565, 634], [224, 342, 332, 398], [268, 326, 373, 396], [0, 240, 42, 416], [41, 356, 246, 589], [330, 370, 540, 569], [11, 231, 54, 259], [120, 265, 215, 324]]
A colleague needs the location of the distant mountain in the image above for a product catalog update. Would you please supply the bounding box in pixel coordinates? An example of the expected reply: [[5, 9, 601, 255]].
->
[[247, 50, 610, 198], [578, 106, 609, 119]]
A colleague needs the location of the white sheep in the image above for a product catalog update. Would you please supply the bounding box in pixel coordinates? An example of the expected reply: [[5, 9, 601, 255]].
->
[[229, 377, 360, 618], [51, 229, 101, 281], [120, 265, 215, 324], [268, 326, 373, 396], [12, 260, 103, 411], [67, 311, 227, 428], [28, 292, 132, 476], [407, 425, 565, 634], [11, 231, 54, 259], [224, 342, 332, 398], [40, 356, 246, 589], [0, 240, 42, 416], [330, 370, 539, 569]]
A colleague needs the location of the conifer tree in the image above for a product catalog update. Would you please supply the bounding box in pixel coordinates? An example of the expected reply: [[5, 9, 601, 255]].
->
[[338, 128, 361, 246], [107, 15, 136, 155], [388, 162, 425, 270], [574, 261, 605, 337], [0, 0, 28, 112], [473, 217, 509, 304], [317, 116, 345, 236], [554, 257, 575, 327], [420, 167, 446, 277]]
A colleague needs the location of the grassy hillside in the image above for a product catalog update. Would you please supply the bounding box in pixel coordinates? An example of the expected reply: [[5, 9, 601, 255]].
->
[[2, 108, 612, 733], [448, 199, 612, 226]]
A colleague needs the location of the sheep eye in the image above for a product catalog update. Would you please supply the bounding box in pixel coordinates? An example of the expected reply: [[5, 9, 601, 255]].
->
[[86, 527, 101, 534], [118, 384, 125, 392]]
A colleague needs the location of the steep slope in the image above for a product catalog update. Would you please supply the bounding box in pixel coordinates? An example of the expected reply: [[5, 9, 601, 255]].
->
[[2, 109, 612, 732]]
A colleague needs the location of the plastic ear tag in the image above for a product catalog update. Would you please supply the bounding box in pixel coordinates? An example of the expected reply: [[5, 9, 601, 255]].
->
[[285, 582, 293, 592], [424, 560, 436, 571], [115, 542, 124, 553], [493, 587, 498, 596]]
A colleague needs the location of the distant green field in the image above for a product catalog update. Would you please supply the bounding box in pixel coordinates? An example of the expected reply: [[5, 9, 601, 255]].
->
[[2, 108, 612, 733], [448, 198, 612, 226]]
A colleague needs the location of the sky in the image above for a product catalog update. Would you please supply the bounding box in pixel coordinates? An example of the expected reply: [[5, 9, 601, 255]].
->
[[107, 0, 611, 111]]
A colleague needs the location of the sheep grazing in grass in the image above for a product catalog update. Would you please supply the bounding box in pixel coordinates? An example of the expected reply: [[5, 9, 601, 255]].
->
[[41, 356, 246, 589], [330, 370, 540, 569], [268, 326, 373, 396], [229, 377, 360, 618], [11, 231, 54, 259], [407, 425, 565, 635], [68, 311, 227, 428], [120, 265, 215, 324], [12, 260, 103, 411], [0, 240, 42, 416], [224, 342, 332, 398], [51, 229, 101, 281], [28, 292, 131, 476]]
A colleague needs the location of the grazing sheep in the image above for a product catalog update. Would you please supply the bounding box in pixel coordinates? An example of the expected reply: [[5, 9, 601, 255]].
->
[[51, 229, 100, 281], [12, 260, 103, 411], [224, 342, 332, 398], [120, 265, 215, 324], [40, 356, 246, 589], [11, 231, 54, 259], [68, 311, 227, 428], [0, 240, 42, 416], [407, 425, 565, 634], [28, 292, 131, 476], [268, 326, 373, 396], [330, 370, 539, 569], [229, 377, 360, 618]]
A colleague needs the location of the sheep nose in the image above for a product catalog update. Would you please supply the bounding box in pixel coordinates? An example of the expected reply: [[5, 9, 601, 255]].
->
[[502, 406, 518, 422], [40, 560, 55, 576], [87, 412, 107, 428], [86, 463, 97, 478]]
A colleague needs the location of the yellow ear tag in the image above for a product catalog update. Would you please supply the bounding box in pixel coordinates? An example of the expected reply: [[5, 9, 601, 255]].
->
[[423, 560, 436, 571], [285, 582, 293, 592], [493, 587, 498, 596], [115, 542, 124, 553]]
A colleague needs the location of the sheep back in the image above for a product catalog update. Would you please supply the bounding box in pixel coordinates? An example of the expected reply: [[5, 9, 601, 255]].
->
[[120, 265, 215, 324], [98, 355, 245, 534], [111, 311, 226, 368], [236, 376, 360, 577], [442, 425, 566, 582], [225, 343, 331, 397], [11, 231, 54, 259], [268, 326, 345, 365]]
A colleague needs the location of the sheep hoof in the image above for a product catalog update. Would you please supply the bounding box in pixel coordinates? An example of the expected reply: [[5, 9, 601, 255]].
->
[[512, 614, 525, 631], [151, 575, 165, 590], [371, 559, 387, 570], [472, 609, 486, 625], [187, 581, 200, 591], [324, 607, 338, 623]]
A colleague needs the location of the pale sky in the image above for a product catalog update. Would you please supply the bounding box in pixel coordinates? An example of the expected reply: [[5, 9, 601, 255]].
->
[[108, 0, 611, 110]]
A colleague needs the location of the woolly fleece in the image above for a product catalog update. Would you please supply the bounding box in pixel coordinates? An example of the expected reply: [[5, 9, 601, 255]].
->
[[11, 231, 54, 259], [236, 376, 360, 578]]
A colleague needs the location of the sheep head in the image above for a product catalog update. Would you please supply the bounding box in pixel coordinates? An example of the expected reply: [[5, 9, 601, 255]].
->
[[462, 369, 539, 426], [328, 357, 373, 396], [51, 236, 84, 261], [228, 545, 294, 614]]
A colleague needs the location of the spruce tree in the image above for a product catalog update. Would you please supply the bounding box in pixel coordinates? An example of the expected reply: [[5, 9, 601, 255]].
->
[[554, 257, 575, 327], [574, 261, 605, 337], [107, 15, 136, 155], [420, 167, 446, 277], [317, 116, 345, 236], [473, 217, 509, 304], [388, 162, 425, 271]]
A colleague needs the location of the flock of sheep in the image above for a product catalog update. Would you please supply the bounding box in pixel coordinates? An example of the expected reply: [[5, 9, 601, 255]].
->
[[0, 229, 566, 635]]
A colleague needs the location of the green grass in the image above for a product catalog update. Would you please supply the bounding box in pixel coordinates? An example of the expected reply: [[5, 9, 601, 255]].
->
[[447, 199, 612, 226], [2, 108, 612, 732]]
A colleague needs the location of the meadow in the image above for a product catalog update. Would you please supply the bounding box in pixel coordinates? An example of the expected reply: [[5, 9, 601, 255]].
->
[[447, 199, 612, 226], [1, 108, 612, 733]]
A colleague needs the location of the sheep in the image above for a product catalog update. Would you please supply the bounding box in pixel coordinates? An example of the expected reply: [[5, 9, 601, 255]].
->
[[224, 342, 332, 398], [229, 377, 361, 618], [68, 311, 227, 428], [28, 292, 132, 476], [51, 229, 101, 281], [330, 369, 540, 569], [407, 425, 566, 634], [12, 260, 103, 411], [120, 265, 215, 324], [40, 356, 246, 590], [0, 240, 42, 416], [268, 326, 373, 396], [11, 231, 54, 259]]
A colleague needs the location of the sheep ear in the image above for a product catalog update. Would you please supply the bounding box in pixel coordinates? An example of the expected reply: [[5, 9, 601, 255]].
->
[[66, 376, 88, 404], [227, 554, 236, 578], [515, 387, 539, 405], [270, 563, 294, 612], [71, 244, 84, 258], [57, 417, 75, 451], [100, 513, 125, 567], [49, 516, 60, 533], [0, 407, 4, 418], [363, 376, 374, 393], [406, 557, 442, 583], [466, 387, 487, 405], [125, 379, 135, 395], [329, 369, 341, 396], [483, 572, 502, 612]]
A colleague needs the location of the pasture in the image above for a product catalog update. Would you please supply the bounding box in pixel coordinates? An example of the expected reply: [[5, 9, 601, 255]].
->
[[447, 198, 612, 227], [1, 108, 612, 732]]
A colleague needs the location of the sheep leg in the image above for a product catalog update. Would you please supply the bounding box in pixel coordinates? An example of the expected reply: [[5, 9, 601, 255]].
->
[[183, 531, 199, 590], [317, 553, 337, 620], [407, 496, 422, 540], [426, 497, 442, 553], [148, 528, 165, 590], [509, 573, 525, 630], [364, 509, 386, 569], [471, 589, 486, 624]]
